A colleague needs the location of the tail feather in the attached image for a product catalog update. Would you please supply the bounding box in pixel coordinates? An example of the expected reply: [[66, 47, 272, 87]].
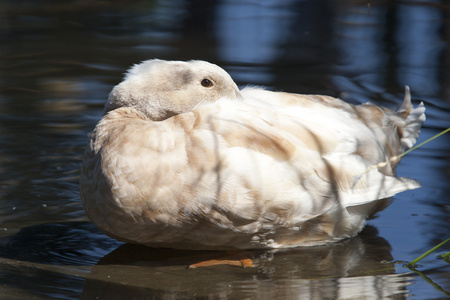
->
[[398, 86, 426, 151]]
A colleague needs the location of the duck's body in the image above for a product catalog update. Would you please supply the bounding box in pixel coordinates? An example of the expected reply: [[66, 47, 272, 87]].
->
[[80, 60, 425, 250]]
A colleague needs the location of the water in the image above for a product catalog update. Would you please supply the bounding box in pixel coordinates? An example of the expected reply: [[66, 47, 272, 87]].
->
[[0, 0, 449, 299]]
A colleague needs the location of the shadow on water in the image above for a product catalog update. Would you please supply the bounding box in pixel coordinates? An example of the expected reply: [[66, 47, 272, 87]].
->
[[0, 221, 414, 299]]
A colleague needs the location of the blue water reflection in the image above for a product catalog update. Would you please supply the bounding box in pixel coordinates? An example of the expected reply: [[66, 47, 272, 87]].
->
[[395, 3, 444, 96], [215, 0, 295, 84], [216, 0, 298, 64], [333, 5, 389, 96]]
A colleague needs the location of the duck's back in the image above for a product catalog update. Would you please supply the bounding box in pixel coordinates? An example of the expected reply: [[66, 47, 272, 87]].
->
[[80, 87, 425, 249]]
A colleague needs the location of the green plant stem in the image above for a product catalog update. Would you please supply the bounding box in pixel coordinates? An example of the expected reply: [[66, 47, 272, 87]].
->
[[400, 127, 450, 159], [406, 237, 450, 268]]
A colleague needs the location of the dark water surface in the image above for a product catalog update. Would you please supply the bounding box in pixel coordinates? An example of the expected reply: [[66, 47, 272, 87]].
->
[[0, 0, 449, 299]]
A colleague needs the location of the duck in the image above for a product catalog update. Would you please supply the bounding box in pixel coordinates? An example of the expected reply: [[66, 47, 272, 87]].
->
[[80, 59, 426, 251]]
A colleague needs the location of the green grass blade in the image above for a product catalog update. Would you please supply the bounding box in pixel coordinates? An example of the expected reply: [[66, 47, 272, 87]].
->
[[400, 127, 450, 158], [354, 128, 450, 186], [406, 237, 450, 268]]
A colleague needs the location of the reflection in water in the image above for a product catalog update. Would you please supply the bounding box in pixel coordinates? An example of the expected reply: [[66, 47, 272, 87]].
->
[[395, 4, 444, 96], [79, 226, 412, 299], [215, 0, 297, 65], [0, 222, 413, 299], [333, 4, 389, 97], [215, 0, 336, 91], [332, 2, 449, 112]]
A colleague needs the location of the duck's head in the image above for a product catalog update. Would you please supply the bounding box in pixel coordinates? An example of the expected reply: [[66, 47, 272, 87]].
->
[[105, 59, 242, 121]]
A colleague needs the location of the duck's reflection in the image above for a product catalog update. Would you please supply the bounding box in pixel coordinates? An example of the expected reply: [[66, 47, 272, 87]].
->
[[81, 226, 412, 299]]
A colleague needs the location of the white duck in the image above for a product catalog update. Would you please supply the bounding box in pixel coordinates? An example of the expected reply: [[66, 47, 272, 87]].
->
[[80, 59, 426, 250]]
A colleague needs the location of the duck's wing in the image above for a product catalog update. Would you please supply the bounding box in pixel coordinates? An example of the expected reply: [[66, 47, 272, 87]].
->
[[240, 87, 425, 164], [205, 88, 423, 209]]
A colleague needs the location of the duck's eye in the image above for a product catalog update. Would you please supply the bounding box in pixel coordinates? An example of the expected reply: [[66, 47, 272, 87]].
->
[[201, 79, 213, 88]]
